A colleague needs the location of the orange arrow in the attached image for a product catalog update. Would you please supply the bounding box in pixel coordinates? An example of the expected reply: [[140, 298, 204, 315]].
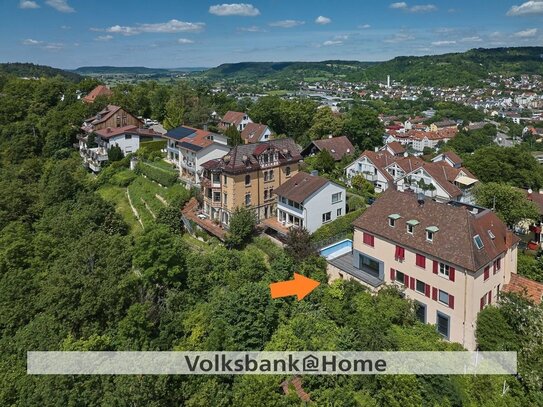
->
[[269, 273, 320, 301]]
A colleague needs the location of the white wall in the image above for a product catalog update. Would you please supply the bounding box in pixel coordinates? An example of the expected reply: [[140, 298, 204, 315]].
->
[[304, 182, 346, 233]]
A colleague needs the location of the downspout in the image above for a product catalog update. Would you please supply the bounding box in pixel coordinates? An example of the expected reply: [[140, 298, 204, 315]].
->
[[462, 268, 468, 348]]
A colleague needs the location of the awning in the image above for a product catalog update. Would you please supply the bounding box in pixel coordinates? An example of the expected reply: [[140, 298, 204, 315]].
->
[[455, 176, 478, 186]]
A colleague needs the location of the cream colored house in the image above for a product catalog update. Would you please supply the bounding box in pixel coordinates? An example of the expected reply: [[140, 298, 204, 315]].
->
[[327, 189, 519, 350]]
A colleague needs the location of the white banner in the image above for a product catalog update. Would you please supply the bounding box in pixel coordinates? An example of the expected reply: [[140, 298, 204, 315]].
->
[[27, 351, 517, 375]]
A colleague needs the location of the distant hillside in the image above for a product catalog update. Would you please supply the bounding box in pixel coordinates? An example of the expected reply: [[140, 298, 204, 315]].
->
[[201, 47, 543, 86], [73, 66, 207, 75], [203, 60, 376, 81], [352, 47, 543, 87], [0, 62, 82, 82]]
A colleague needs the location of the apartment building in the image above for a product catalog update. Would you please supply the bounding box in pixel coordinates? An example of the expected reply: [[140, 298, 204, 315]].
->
[[200, 138, 302, 226], [326, 190, 519, 350], [80, 105, 142, 134]]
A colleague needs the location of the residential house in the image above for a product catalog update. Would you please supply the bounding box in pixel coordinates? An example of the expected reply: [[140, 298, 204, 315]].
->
[[326, 189, 520, 350], [240, 123, 272, 144], [408, 128, 458, 152], [82, 85, 113, 104], [218, 111, 253, 132], [163, 126, 230, 184], [272, 171, 346, 234], [79, 125, 162, 172], [200, 138, 302, 226], [81, 105, 143, 134], [345, 149, 478, 203], [301, 136, 355, 161], [430, 120, 458, 132]]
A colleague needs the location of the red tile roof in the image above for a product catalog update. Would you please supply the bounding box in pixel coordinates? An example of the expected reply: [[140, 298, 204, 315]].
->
[[94, 125, 162, 140], [503, 273, 543, 304], [221, 111, 247, 126], [83, 85, 113, 103], [386, 141, 406, 155], [306, 136, 355, 161], [353, 189, 518, 272], [241, 123, 269, 143]]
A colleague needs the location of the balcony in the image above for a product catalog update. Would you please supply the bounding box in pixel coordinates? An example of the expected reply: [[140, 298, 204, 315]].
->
[[327, 252, 384, 289], [363, 172, 378, 182]]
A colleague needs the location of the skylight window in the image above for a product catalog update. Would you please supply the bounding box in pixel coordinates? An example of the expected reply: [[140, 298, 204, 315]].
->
[[473, 235, 484, 249], [488, 230, 495, 240]]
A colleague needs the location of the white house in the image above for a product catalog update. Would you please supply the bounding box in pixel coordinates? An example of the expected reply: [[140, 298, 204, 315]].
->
[[163, 126, 230, 184], [273, 171, 346, 233], [240, 123, 272, 144], [219, 111, 253, 132], [79, 125, 162, 172]]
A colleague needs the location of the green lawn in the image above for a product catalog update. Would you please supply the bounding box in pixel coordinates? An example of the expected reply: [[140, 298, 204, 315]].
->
[[143, 159, 178, 174], [97, 185, 143, 235]]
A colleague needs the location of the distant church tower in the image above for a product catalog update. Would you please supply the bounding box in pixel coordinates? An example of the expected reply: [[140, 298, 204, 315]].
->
[[387, 75, 391, 88]]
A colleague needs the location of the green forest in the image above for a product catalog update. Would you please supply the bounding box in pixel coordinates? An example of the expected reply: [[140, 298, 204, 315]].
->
[[1, 69, 543, 406]]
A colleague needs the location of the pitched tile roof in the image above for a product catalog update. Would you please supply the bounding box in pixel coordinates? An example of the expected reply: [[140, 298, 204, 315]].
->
[[273, 171, 329, 204], [386, 141, 406, 155], [503, 273, 543, 304], [352, 189, 518, 272], [163, 126, 219, 152], [94, 125, 162, 140], [83, 85, 112, 103], [307, 136, 355, 161], [201, 138, 301, 175], [221, 111, 247, 126], [241, 123, 269, 143]]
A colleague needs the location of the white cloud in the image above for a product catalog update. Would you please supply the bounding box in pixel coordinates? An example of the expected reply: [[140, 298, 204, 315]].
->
[[514, 28, 538, 37], [322, 40, 343, 46], [269, 20, 305, 28], [45, 0, 74, 13], [22, 38, 64, 50], [22, 38, 42, 45], [19, 0, 39, 9], [100, 20, 206, 36], [177, 38, 194, 44], [315, 15, 331, 25], [238, 25, 265, 32], [95, 35, 113, 41], [358, 24, 371, 29], [209, 3, 260, 16], [384, 32, 415, 43], [389, 2, 437, 13], [460, 36, 483, 42], [507, 1, 543, 16], [431, 40, 457, 46], [390, 2, 408, 9]]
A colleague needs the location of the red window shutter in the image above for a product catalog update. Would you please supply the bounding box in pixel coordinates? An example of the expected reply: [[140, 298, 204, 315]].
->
[[480, 296, 485, 311], [433, 261, 438, 274], [449, 295, 455, 309], [404, 274, 409, 288], [390, 268, 396, 281], [399, 246, 405, 260], [425, 284, 431, 297], [363, 233, 374, 247], [395, 245, 400, 259], [370, 234, 374, 247], [416, 254, 426, 268], [484, 267, 489, 281], [449, 267, 455, 282], [488, 291, 492, 304], [410, 277, 416, 290], [432, 287, 437, 301]]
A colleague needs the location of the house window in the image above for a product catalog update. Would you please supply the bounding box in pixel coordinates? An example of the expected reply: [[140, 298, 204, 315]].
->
[[332, 192, 342, 204], [416, 303, 426, 323], [416, 254, 426, 268], [438, 290, 449, 305], [322, 212, 331, 223], [223, 175, 227, 185], [213, 192, 221, 202], [396, 270, 406, 285], [269, 169, 274, 181], [484, 266, 490, 281], [286, 166, 291, 176], [245, 174, 251, 186], [389, 218, 396, 227], [245, 193, 251, 206], [125, 134, 132, 139], [473, 235, 484, 249], [363, 232, 375, 247], [493, 257, 501, 273], [359, 254, 380, 275], [264, 190, 268, 200], [223, 193, 227, 204], [439, 263, 450, 278], [436, 312, 450, 339], [426, 231, 433, 242], [416, 279, 426, 294], [407, 224, 414, 234], [337, 208, 342, 217]]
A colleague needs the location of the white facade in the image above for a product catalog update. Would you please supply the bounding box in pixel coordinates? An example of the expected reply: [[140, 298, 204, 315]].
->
[[345, 156, 390, 192], [276, 182, 346, 234]]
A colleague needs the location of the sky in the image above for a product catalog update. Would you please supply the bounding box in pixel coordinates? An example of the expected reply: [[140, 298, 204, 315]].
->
[[1, 0, 542, 68]]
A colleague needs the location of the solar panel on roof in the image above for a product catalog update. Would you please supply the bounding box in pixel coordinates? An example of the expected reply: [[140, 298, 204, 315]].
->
[[165, 126, 196, 140]]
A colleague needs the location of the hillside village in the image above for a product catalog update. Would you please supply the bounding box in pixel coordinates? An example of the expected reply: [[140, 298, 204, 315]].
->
[[74, 83, 543, 353]]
